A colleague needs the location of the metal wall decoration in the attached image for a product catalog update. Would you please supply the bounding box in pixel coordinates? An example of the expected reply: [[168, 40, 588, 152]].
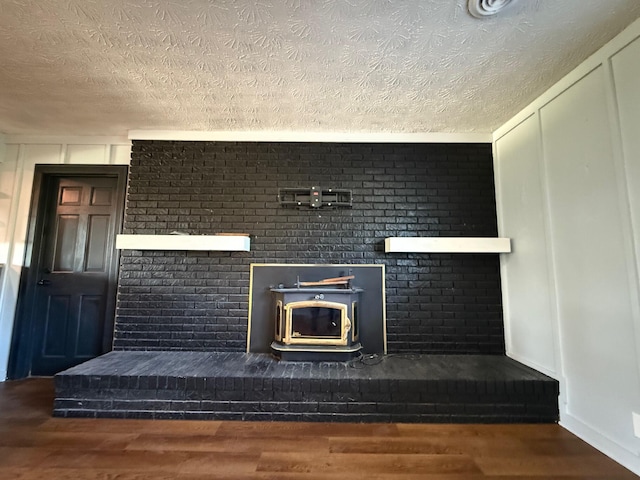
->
[[278, 186, 352, 208]]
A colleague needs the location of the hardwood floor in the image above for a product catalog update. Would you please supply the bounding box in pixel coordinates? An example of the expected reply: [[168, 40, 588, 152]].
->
[[0, 378, 636, 479]]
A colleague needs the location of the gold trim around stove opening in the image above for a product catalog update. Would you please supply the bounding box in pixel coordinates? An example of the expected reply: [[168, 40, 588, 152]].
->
[[247, 263, 387, 353], [283, 300, 350, 346]]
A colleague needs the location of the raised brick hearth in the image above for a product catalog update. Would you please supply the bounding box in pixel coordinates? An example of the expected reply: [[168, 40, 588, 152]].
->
[[54, 351, 559, 423], [52, 141, 560, 424]]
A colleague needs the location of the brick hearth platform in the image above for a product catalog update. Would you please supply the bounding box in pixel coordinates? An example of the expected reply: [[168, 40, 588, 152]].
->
[[53, 351, 559, 423]]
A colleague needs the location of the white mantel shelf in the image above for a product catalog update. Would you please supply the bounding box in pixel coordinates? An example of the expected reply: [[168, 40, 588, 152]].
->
[[116, 234, 250, 252], [384, 237, 511, 254]]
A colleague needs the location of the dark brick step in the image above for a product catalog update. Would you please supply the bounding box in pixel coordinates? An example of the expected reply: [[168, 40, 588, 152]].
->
[[54, 351, 559, 423]]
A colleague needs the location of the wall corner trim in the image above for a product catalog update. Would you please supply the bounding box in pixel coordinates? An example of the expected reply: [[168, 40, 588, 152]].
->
[[3, 135, 131, 146]]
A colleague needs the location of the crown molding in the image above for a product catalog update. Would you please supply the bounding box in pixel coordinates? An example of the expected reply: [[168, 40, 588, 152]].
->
[[128, 130, 492, 144], [3, 135, 130, 145]]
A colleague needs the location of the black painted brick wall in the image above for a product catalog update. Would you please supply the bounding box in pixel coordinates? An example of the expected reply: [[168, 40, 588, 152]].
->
[[115, 141, 504, 354]]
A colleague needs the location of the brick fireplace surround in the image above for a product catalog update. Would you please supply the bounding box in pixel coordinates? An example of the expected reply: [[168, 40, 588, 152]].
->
[[54, 141, 559, 422]]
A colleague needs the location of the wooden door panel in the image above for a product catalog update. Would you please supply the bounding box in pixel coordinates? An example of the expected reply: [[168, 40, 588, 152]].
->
[[75, 295, 104, 357], [7, 165, 126, 380], [60, 186, 82, 205], [42, 295, 71, 358], [90, 187, 113, 206], [53, 215, 80, 271], [85, 215, 110, 272], [30, 175, 121, 376]]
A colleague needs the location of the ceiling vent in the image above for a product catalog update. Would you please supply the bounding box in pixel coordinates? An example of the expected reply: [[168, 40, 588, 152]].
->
[[468, 0, 516, 18]]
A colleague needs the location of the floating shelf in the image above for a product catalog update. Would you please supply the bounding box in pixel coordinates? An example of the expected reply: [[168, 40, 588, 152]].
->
[[116, 234, 250, 252], [384, 237, 511, 254]]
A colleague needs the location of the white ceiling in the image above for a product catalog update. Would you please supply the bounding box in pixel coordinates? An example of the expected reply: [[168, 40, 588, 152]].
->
[[1, 0, 639, 137]]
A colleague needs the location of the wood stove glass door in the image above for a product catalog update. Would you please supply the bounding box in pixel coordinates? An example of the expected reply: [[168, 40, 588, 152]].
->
[[283, 300, 350, 346]]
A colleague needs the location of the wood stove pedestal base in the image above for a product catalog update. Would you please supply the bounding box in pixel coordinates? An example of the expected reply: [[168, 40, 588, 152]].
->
[[271, 341, 362, 362]]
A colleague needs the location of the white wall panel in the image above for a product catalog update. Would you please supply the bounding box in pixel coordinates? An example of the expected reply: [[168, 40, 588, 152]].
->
[[494, 115, 557, 377], [65, 144, 108, 164], [0, 143, 20, 381], [612, 37, 640, 295], [494, 19, 640, 474], [21, 143, 64, 164], [11, 145, 63, 266], [110, 144, 132, 165], [541, 67, 640, 449], [0, 145, 20, 263]]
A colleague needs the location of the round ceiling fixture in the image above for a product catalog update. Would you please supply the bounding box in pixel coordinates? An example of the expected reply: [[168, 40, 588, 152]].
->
[[468, 0, 516, 18]]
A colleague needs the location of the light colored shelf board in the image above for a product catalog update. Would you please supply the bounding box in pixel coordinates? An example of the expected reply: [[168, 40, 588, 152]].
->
[[384, 237, 511, 253], [116, 234, 250, 252]]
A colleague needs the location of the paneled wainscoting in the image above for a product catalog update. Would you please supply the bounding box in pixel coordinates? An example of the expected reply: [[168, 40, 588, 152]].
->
[[54, 351, 558, 423]]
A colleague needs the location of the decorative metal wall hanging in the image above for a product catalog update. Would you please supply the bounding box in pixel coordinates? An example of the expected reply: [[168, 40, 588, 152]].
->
[[278, 186, 352, 208]]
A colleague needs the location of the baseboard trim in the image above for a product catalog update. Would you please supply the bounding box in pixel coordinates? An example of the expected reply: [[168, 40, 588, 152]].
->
[[560, 412, 640, 476]]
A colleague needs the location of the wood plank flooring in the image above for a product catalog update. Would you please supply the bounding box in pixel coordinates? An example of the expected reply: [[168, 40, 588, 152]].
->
[[1, 378, 636, 479]]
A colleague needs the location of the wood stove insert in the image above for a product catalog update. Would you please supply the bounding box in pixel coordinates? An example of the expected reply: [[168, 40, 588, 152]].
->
[[270, 285, 363, 361], [247, 264, 386, 359]]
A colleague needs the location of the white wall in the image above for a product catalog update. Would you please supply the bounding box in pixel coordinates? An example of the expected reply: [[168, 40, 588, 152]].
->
[[494, 18, 640, 475], [0, 136, 131, 381]]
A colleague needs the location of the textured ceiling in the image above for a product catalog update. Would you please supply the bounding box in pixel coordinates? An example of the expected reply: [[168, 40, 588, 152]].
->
[[0, 0, 639, 136]]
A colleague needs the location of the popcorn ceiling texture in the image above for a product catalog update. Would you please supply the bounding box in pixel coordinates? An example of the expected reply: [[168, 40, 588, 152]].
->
[[0, 0, 639, 135]]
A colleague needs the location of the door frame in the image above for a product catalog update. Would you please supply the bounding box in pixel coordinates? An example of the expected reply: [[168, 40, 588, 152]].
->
[[7, 165, 128, 379]]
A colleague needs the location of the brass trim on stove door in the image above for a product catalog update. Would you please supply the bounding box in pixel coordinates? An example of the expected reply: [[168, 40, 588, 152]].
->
[[274, 300, 284, 342], [283, 300, 350, 346], [352, 301, 359, 342]]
